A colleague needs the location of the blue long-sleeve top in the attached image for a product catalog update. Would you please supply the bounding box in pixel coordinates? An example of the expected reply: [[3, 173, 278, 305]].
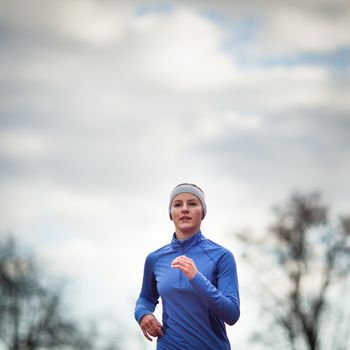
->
[[135, 231, 240, 350]]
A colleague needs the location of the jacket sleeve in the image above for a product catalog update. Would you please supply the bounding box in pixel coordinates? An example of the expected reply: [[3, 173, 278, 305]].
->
[[190, 250, 240, 325], [134, 253, 159, 324]]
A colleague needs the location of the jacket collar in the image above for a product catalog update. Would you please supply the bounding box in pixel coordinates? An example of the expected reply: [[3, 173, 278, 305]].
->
[[171, 231, 204, 252]]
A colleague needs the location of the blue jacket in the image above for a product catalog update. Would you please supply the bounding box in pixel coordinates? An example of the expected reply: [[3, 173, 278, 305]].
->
[[135, 231, 240, 350]]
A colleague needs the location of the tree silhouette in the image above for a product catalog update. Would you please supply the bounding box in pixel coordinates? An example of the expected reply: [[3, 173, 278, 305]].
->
[[237, 192, 350, 350], [0, 235, 124, 350]]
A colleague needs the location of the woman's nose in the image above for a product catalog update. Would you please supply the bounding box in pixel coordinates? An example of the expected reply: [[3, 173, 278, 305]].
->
[[181, 205, 189, 212]]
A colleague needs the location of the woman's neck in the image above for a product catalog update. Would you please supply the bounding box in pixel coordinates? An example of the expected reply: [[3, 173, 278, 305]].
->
[[175, 229, 199, 241]]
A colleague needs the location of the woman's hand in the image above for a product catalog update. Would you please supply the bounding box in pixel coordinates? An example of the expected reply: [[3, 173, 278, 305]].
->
[[171, 255, 198, 280], [139, 314, 164, 341]]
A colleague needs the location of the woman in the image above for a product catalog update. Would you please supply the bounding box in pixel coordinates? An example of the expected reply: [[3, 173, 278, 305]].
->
[[134, 183, 240, 349]]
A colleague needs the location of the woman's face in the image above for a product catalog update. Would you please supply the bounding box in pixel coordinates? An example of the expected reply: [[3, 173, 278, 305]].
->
[[170, 192, 203, 238]]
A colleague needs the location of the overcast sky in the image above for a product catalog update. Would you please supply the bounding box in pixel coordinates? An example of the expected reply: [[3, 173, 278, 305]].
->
[[0, 0, 349, 349]]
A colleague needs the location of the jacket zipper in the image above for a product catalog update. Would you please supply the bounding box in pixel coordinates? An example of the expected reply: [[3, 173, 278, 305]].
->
[[179, 243, 184, 288]]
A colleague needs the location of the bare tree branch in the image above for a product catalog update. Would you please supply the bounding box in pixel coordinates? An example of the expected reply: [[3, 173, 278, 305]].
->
[[0, 234, 126, 350], [236, 191, 350, 350]]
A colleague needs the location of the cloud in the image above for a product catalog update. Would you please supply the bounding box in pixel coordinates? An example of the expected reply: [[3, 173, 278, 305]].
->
[[260, 5, 350, 53], [0, 0, 134, 45], [0, 129, 50, 159], [191, 109, 350, 204], [114, 7, 238, 91], [1, 0, 348, 215], [226, 65, 331, 111]]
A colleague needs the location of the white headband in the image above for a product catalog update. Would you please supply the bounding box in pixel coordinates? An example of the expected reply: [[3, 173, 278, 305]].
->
[[169, 184, 207, 219]]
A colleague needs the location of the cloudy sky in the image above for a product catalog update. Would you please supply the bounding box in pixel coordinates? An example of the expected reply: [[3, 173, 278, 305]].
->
[[0, 0, 349, 348]]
